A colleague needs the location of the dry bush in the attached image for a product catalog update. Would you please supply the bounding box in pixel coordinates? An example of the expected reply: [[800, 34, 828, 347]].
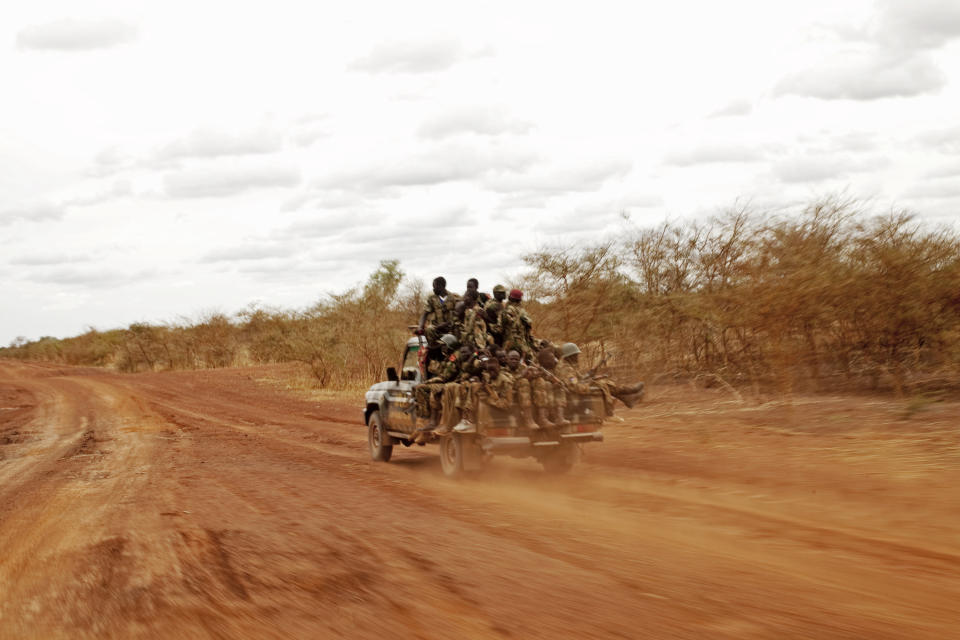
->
[[523, 198, 960, 394]]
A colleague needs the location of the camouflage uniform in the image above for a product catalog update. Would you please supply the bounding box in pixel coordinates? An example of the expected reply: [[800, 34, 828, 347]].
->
[[483, 301, 505, 347], [531, 369, 567, 413], [500, 302, 533, 359], [556, 359, 616, 413], [505, 363, 533, 411], [473, 368, 515, 411], [461, 307, 492, 350], [422, 292, 461, 343], [414, 350, 461, 418]]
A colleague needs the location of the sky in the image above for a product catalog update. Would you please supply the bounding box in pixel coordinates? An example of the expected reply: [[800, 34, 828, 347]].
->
[[2, 0, 960, 345]]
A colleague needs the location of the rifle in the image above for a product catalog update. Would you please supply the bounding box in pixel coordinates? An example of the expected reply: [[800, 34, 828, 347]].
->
[[533, 363, 567, 389], [585, 353, 611, 380]]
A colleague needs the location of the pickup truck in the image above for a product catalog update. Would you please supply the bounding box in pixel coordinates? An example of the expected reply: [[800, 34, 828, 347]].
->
[[363, 337, 604, 476]]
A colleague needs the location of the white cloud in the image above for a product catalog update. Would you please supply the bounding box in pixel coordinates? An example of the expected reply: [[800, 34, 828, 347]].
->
[[709, 99, 753, 118], [349, 37, 465, 73], [25, 267, 155, 288], [901, 179, 960, 199], [8, 253, 91, 266], [773, 155, 887, 184], [0, 201, 66, 225], [418, 107, 533, 139], [16, 19, 137, 51], [200, 244, 294, 263], [775, 50, 945, 100], [663, 144, 766, 167], [876, 0, 960, 50], [155, 128, 283, 162], [484, 158, 632, 195], [916, 125, 960, 154], [317, 143, 538, 191], [163, 164, 301, 198]]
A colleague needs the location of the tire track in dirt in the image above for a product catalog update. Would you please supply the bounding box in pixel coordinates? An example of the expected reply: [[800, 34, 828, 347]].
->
[[3, 361, 960, 639]]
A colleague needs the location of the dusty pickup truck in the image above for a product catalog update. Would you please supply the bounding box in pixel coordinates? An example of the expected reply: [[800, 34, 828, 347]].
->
[[363, 337, 604, 477]]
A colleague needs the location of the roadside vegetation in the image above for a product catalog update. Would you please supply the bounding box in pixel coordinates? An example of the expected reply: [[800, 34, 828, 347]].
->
[[4, 198, 959, 395]]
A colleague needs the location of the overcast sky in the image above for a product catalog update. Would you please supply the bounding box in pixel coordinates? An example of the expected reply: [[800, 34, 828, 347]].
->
[[2, 0, 960, 345]]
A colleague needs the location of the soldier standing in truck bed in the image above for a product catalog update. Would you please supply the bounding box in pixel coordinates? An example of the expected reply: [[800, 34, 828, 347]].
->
[[460, 290, 491, 351], [500, 288, 534, 360], [418, 277, 460, 344]]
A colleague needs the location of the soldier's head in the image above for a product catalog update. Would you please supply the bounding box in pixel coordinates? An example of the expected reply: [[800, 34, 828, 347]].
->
[[506, 350, 522, 371], [482, 355, 500, 375], [458, 345, 473, 360], [493, 284, 507, 302], [494, 347, 507, 365], [508, 288, 523, 305], [466, 278, 479, 294], [463, 289, 478, 309], [432, 277, 447, 297], [560, 342, 581, 366], [439, 333, 459, 353], [537, 346, 557, 370], [454, 300, 466, 323]]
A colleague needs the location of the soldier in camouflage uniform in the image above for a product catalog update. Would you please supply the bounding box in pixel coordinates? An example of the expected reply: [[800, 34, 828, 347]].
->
[[466, 278, 491, 308], [483, 285, 508, 347], [418, 277, 461, 345], [434, 345, 484, 435], [413, 334, 462, 442], [531, 346, 570, 428], [500, 289, 534, 361], [556, 343, 645, 415], [505, 349, 535, 428], [473, 354, 515, 414], [460, 290, 492, 350]]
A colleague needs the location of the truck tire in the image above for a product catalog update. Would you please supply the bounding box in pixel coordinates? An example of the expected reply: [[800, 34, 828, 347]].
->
[[541, 443, 579, 474], [439, 433, 465, 477], [368, 411, 393, 462]]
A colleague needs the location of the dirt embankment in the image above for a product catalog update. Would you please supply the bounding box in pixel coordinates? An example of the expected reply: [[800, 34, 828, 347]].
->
[[1, 360, 959, 639]]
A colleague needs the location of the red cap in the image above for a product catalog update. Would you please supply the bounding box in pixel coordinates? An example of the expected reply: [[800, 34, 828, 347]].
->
[[508, 288, 523, 301]]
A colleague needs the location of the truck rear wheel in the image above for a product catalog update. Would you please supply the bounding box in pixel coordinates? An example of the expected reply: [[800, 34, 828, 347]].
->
[[541, 443, 579, 474], [368, 411, 393, 462]]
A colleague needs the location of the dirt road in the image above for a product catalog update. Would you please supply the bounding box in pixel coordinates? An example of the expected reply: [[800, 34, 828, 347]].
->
[[1, 360, 959, 638]]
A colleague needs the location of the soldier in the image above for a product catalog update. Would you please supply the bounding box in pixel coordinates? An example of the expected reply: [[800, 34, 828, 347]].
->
[[473, 354, 515, 413], [418, 277, 461, 344], [500, 288, 534, 360], [412, 333, 462, 442], [466, 277, 491, 307], [435, 344, 483, 435], [556, 342, 645, 413], [531, 346, 571, 428], [505, 349, 535, 428], [460, 290, 492, 350]]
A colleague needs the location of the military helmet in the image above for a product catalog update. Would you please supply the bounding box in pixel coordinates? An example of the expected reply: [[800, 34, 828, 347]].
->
[[440, 333, 460, 350], [492, 284, 507, 294], [559, 342, 581, 359]]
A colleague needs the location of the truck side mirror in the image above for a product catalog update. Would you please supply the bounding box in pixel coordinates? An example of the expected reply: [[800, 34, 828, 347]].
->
[[386, 367, 399, 382]]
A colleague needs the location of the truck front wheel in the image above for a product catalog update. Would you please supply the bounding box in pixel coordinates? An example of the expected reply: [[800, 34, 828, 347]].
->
[[368, 411, 393, 462]]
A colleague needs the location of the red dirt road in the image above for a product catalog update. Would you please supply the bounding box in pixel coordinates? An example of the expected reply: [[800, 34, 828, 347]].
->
[[1, 360, 959, 639]]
